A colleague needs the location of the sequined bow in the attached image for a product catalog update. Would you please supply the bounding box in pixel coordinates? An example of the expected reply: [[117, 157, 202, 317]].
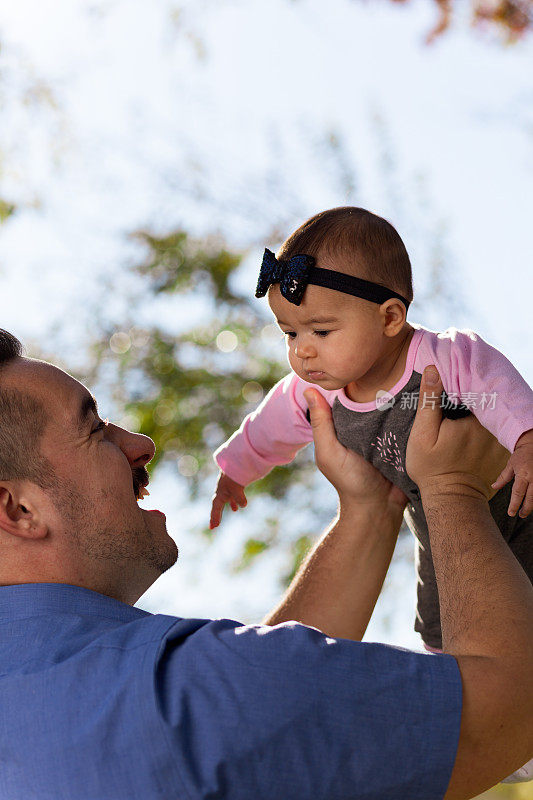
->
[[255, 248, 316, 306]]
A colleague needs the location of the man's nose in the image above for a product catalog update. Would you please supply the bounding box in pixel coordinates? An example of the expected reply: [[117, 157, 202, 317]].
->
[[112, 425, 156, 468]]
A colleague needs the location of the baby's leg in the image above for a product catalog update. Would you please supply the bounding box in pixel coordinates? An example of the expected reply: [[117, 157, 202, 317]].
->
[[501, 759, 533, 783], [412, 537, 442, 650]]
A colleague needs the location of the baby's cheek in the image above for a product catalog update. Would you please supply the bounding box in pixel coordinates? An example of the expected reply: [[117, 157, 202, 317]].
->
[[287, 347, 297, 369], [287, 350, 304, 379]]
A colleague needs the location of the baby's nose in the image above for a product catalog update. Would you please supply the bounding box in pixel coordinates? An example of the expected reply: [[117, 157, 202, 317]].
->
[[295, 342, 316, 358]]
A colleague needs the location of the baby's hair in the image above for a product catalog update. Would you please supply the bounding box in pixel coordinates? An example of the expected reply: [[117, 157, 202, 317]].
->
[[278, 207, 413, 304]]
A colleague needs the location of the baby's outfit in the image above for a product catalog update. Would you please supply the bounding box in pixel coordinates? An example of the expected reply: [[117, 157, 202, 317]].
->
[[215, 323, 533, 650]]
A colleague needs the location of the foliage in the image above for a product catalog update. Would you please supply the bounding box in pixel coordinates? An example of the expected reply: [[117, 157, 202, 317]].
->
[[387, 0, 532, 43], [282, 535, 313, 584], [87, 230, 317, 570], [0, 199, 15, 223]]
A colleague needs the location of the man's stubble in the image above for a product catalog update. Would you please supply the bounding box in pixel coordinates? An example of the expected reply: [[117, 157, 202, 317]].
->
[[53, 478, 178, 578]]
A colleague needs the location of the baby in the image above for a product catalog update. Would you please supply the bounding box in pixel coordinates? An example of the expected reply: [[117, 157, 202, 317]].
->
[[210, 207, 533, 782]]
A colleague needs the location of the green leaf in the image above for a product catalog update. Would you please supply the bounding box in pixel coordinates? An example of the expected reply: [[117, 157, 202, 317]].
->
[[0, 199, 16, 223], [235, 538, 271, 571], [282, 536, 313, 586]]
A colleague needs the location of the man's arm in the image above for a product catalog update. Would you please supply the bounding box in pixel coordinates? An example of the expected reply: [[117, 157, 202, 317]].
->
[[407, 366, 533, 799], [264, 389, 407, 641], [264, 497, 403, 640]]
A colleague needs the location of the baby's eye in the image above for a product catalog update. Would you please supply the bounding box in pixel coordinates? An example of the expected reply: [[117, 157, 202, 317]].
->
[[285, 331, 297, 339], [314, 330, 330, 337]]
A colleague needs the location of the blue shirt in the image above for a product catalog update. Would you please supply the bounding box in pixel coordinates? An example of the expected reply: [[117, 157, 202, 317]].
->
[[0, 583, 462, 799]]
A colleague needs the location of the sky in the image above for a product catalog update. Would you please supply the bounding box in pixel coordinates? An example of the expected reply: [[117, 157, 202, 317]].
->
[[0, 0, 531, 648]]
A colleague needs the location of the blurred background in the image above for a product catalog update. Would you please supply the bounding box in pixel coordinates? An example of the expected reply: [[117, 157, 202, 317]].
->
[[1, 2, 532, 795]]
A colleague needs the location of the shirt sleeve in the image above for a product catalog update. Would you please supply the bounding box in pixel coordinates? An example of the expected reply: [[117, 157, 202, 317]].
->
[[213, 373, 314, 485], [415, 327, 533, 452], [153, 619, 462, 800]]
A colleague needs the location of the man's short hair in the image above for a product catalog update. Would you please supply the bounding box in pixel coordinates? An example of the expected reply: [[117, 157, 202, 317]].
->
[[278, 207, 414, 304], [0, 330, 58, 491]]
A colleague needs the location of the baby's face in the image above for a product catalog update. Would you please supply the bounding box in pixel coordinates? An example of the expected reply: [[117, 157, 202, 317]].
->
[[268, 284, 385, 391]]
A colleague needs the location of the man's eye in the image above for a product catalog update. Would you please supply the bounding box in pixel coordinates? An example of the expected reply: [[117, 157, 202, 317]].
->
[[92, 418, 109, 434]]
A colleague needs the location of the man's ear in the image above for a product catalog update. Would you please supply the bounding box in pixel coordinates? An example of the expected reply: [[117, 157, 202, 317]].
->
[[0, 484, 49, 540], [380, 298, 407, 336]]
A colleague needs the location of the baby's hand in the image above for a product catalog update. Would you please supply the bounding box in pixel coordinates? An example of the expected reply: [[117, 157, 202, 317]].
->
[[491, 429, 533, 518], [210, 471, 247, 529]]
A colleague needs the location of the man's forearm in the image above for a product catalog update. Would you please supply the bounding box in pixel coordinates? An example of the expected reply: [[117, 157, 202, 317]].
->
[[263, 498, 403, 641], [423, 488, 533, 797], [423, 489, 533, 658]]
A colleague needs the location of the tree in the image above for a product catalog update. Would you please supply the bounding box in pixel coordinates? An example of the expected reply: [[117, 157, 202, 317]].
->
[[85, 230, 318, 577], [388, 0, 533, 43]]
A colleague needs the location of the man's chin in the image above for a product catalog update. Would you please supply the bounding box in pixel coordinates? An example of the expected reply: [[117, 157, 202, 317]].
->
[[140, 506, 169, 536], [139, 507, 178, 572], [140, 506, 166, 520], [154, 537, 179, 575]]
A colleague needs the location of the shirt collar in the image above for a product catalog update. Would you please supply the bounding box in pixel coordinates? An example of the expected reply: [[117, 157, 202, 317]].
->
[[0, 583, 151, 623]]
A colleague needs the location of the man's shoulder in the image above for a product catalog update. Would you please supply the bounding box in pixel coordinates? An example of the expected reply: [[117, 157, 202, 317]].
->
[[0, 583, 220, 666], [89, 612, 210, 650], [154, 620, 463, 800]]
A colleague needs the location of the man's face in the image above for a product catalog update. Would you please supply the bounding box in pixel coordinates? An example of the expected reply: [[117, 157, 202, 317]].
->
[[3, 358, 178, 602]]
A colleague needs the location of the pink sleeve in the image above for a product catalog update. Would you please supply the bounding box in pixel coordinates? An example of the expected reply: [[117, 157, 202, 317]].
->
[[415, 327, 533, 453], [213, 373, 316, 486]]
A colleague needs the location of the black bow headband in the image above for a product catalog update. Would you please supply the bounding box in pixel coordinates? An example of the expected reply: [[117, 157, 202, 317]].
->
[[255, 248, 410, 312]]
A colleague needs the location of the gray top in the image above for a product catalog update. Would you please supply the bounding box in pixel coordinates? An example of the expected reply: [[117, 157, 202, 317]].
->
[[332, 370, 531, 649]]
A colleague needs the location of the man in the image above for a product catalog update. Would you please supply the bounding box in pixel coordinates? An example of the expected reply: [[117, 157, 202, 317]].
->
[[0, 327, 531, 799]]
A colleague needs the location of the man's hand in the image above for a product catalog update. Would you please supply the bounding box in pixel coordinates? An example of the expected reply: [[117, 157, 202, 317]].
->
[[491, 428, 533, 518], [406, 366, 509, 502], [304, 389, 407, 512], [210, 472, 247, 529], [265, 389, 407, 639]]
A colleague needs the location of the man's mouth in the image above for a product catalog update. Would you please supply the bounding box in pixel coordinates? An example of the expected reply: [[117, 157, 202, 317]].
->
[[132, 467, 150, 501], [131, 468, 167, 519], [136, 485, 150, 501]]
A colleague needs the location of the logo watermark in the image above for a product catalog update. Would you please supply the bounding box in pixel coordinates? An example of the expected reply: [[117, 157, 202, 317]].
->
[[375, 390, 396, 410], [375, 390, 498, 411]]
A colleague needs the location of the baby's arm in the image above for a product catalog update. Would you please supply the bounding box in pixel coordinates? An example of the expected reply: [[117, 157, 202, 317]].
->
[[210, 373, 316, 528], [416, 327, 533, 517]]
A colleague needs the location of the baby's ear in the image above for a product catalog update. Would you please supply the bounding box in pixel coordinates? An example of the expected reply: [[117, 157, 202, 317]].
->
[[381, 298, 406, 334]]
